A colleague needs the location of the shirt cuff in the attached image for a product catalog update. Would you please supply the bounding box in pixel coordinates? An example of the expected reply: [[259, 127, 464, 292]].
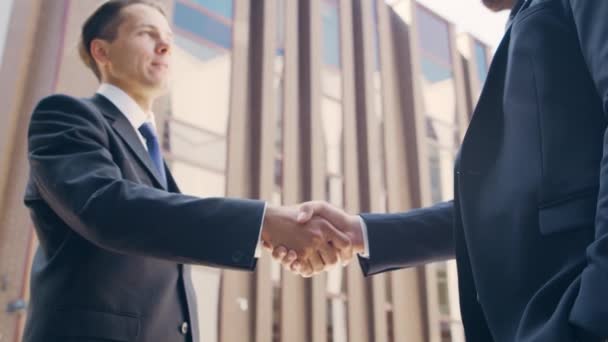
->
[[254, 202, 268, 258], [358, 215, 370, 259]]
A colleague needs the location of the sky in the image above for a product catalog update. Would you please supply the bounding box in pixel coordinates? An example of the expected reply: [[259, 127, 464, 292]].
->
[[415, 0, 510, 48], [0, 0, 14, 65]]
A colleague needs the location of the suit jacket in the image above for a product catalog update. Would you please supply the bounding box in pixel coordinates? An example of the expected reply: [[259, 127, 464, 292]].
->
[[22, 93, 265, 342], [360, 1, 608, 341]]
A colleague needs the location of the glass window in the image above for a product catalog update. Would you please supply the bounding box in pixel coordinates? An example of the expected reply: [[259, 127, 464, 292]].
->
[[415, 5, 464, 341], [416, 6, 452, 66], [321, 2, 348, 341], [474, 40, 489, 85], [190, 266, 221, 342], [165, 119, 227, 172], [370, 0, 389, 213], [272, 3, 287, 342], [166, 3, 235, 342], [327, 268, 347, 342], [174, 2, 232, 50], [322, 0, 341, 68], [0, 0, 13, 67], [170, 161, 226, 197], [187, 0, 233, 19]]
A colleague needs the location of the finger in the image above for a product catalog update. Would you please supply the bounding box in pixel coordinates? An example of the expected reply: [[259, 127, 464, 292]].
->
[[299, 260, 314, 278], [309, 252, 325, 274], [317, 243, 339, 268], [323, 223, 352, 251], [272, 246, 288, 260], [339, 245, 354, 266], [291, 260, 301, 273], [285, 250, 298, 264], [305, 202, 350, 229], [320, 221, 354, 265]]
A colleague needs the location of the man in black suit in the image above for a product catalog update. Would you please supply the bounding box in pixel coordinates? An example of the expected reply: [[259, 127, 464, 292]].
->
[[278, 0, 608, 341], [22, 1, 353, 341]]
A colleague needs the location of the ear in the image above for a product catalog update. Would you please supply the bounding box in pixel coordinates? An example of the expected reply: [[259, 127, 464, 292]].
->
[[90, 39, 111, 67]]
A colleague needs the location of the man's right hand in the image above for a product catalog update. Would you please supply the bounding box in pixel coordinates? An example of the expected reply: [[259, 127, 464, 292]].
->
[[261, 204, 353, 276]]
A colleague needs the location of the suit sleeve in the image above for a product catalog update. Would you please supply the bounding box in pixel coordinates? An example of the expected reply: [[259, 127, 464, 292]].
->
[[567, 0, 608, 337], [27, 95, 264, 270], [358, 201, 455, 276]]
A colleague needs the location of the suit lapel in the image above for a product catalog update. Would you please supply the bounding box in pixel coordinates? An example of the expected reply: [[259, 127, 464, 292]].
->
[[460, 0, 534, 172], [165, 163, 181, 193], [459, 26, 511, 171], [92, 94, 168, 190]]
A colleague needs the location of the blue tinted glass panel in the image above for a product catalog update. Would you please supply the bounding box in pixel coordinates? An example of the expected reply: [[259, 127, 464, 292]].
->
[[371, 0, 381, 71], [474, 41, 488, 84], [189, 0, 233, 19], [421, 56, 452, 83], [174, 2, 232, 49], [416, 5, 451, 66], [322, 0, 341, 67], [276, 0, 285, 56], [428, 144, 442, 203], [175, 35, 226, 61]]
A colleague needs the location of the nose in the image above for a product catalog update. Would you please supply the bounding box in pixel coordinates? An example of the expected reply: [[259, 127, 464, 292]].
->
[[156, 40, 171, 55]]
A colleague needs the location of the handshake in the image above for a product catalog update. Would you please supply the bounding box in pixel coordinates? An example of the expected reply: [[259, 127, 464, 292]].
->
[[260, 201, 364, 277]]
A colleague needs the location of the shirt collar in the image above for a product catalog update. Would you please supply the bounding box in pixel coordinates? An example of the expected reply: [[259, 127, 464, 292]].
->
[[96, 83, 154, 130]]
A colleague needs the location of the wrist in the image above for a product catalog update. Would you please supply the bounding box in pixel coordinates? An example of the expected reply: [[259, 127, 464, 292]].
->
[[349, 215, 365, 254], [261, 205, 279, 242], [262, 205, 294, 243]]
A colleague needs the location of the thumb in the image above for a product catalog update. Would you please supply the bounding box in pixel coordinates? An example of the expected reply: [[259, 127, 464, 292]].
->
[[296, 202, 317, 223]]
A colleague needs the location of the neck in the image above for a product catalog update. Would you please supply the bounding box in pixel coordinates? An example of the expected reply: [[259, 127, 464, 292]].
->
[[104, 79, 156, 114]]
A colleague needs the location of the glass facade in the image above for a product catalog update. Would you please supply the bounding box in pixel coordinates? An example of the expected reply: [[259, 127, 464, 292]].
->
[[415, 4, 464, 342], [369, 1, 393, 341], [320, 1, 348, 341], [474, 40, 489, 85], [166, 1, 235, 341], [272, 2, 287, 341]]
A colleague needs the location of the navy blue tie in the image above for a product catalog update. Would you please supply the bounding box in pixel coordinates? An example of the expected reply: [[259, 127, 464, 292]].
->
[[138, 122, 167, 188]]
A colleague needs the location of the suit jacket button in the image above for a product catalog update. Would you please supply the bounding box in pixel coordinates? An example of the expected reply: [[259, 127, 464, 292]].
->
[[232, 251, 244, 263], [180, 321, 189, 335]]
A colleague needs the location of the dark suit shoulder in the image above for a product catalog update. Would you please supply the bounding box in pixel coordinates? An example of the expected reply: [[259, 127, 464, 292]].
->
[[33, 94, 100, 116], [28, 94, 109, 148]]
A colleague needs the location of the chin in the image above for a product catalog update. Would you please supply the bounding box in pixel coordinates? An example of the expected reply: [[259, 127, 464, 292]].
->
[[144, 77, 169, 93], [482, 0, 512, 11]]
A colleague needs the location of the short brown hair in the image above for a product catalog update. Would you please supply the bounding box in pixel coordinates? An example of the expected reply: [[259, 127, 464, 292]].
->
[[78, 0, 166, 80]]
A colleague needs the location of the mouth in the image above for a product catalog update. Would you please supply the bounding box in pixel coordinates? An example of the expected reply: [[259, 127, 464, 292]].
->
[[151, 62, 169, 70]]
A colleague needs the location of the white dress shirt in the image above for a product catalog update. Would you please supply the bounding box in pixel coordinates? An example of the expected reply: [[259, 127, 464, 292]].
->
[[96, 83, 266, 258], [359, 216, 371, 258], [97, 83, 156, 149]]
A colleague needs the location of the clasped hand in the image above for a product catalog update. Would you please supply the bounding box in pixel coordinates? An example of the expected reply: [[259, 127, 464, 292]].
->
[[261, 201, 363, 277]]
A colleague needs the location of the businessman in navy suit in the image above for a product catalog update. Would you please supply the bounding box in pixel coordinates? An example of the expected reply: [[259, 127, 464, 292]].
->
[[22, 1, 352, 341], [276, 0, 608, 341]]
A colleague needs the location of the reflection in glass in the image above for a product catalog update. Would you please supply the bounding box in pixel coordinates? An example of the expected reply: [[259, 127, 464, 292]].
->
[[272, 2, 286, 341], [474, 40, 489, 85], [416, 4, 465, 341], [166, 2, 235, 342], [321, 1, 348, 341]]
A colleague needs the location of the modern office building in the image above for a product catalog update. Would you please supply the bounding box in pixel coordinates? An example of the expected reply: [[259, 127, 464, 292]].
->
[[0, 0, 493, 341]]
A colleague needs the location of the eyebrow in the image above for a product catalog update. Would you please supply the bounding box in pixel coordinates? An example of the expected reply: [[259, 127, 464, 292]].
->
[[135, 24, 174, 38]]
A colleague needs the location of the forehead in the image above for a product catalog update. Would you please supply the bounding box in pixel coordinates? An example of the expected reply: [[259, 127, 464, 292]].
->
[[120, 4, 171, 32]]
